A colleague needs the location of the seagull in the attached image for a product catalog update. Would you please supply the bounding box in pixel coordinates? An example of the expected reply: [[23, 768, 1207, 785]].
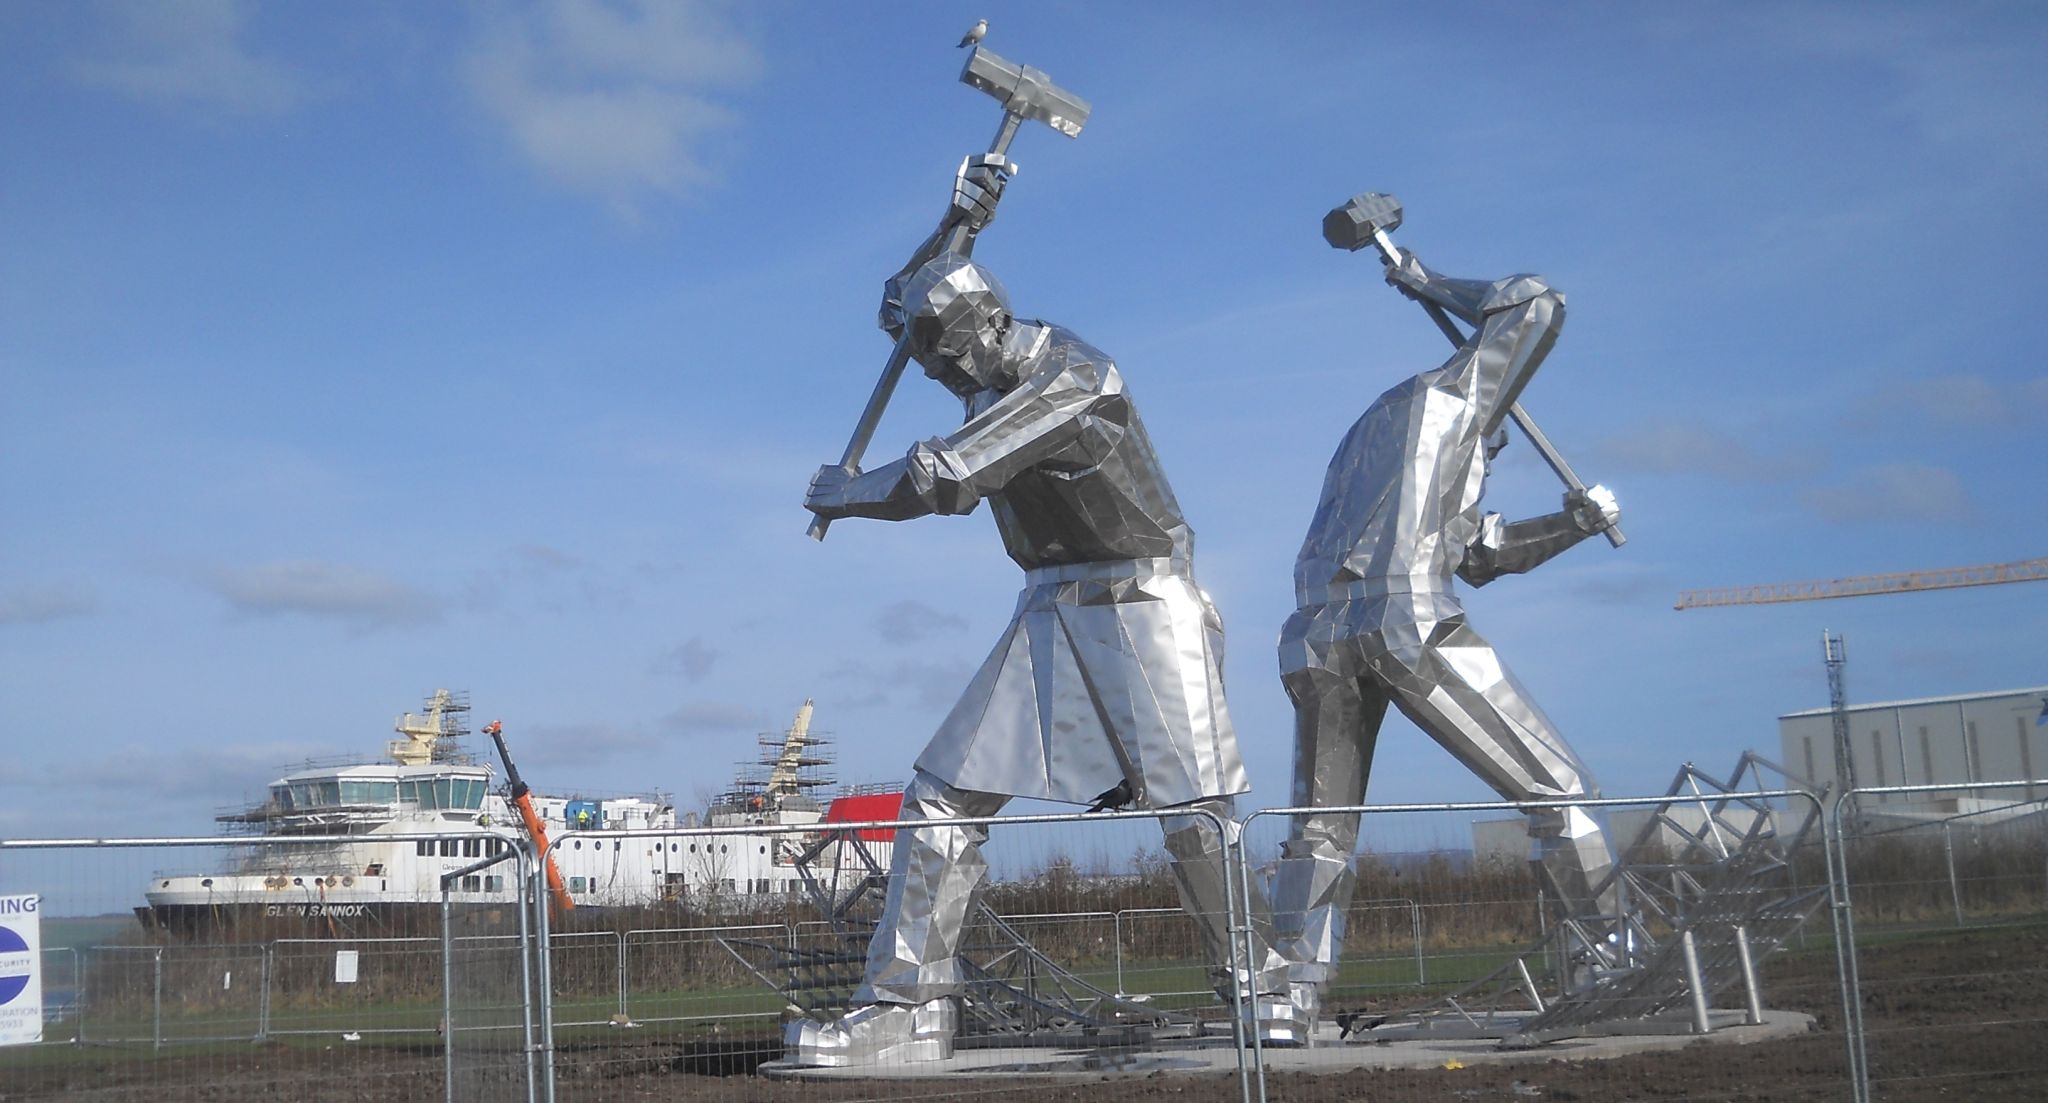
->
[[958, 19, 987, 48]]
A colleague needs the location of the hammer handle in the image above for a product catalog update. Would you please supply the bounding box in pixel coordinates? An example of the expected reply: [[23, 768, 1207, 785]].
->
[[809, 110, 1027, 542], [807, 335, 914, 541], [1374, 231, 1625, 548]]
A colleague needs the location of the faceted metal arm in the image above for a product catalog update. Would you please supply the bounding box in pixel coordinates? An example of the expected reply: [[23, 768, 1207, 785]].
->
[[809, 45, 1090, 542], [1360, 224, 1626, 549], [1457, 510, 1595, 587]]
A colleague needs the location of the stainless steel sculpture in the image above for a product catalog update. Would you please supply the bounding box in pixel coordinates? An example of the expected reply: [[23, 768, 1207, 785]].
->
[[1273, 193, 1627, 1017], [791, 44, 1291, 1068]]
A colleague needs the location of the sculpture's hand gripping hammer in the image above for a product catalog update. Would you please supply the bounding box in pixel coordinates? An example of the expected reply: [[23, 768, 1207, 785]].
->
[[1323, 193, 1627, 548], [808, 47, 1091, 541]]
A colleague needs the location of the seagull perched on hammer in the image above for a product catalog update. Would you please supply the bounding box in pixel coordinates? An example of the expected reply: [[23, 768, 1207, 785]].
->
[[958, 19, 987, 48]]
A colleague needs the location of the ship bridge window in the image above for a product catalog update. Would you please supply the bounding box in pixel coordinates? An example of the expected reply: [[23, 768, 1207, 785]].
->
[[287, 781, 345, 807], [272, 785, 294, 810], [340, 781, 398, 805], [404, 777, 488, 810]]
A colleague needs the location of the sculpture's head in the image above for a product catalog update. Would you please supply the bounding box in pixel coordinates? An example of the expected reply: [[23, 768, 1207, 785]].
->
[[902, 254, 1015, 397]]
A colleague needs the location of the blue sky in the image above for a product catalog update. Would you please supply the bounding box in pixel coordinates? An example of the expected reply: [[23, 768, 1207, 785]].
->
[[2, 1, 2044, 842]]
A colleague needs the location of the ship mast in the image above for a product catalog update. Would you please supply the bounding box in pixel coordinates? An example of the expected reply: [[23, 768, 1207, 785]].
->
[[388, 689, 472, 765], [714, 700, 836, 816], [766, 700, 817, 800]]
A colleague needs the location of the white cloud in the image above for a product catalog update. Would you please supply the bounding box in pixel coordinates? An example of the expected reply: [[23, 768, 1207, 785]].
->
[[876, 600, 969, 645], [512, 721, 660, 769], [512, 543, 584, 572], [1803, 463, 1977, 525], [206, 560, 441, 627], [653, 636, 719, 681], [1701, 5, 2048, 181], [825, 657, 976, 711], [462, 0, 760, 216], [1595, 418, 1811, 482], [43, 741, 326, 796], [660, 699, 761, 735], [0, 583, 97, 626], [1854, 373, 2048, 429], [71, 0, 302, 118]]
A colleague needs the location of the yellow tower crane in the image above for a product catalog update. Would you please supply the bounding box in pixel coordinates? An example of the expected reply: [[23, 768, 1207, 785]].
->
[[1675, 556, 2046, 813], [1674, 557, 2048, 611]]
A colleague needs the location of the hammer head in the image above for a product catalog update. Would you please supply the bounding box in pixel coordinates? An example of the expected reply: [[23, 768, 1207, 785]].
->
[[1323, 192, 1404, 251], [961, 47, 1090, 138]]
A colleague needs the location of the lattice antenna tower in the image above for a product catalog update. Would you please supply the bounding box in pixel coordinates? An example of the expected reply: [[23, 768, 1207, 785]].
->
[[1822, 632, 1854, 796]]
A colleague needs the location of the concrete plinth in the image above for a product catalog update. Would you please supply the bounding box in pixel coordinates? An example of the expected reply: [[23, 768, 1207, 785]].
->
[[760, 1009, 1816, 1081]]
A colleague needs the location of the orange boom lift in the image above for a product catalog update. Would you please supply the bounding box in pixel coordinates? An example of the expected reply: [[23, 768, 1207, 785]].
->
[[482, 720, 575, 918]]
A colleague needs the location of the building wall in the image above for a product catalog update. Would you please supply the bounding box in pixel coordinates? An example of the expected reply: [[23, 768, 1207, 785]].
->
[[1780, 686, 2048, 804]]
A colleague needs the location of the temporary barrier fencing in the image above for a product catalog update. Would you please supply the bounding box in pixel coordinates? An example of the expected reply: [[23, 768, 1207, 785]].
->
[[0, 831, 532, 1102], [1829, 780, 2048, 1103], [1238, 788, 1845, 1102], [17, 782, 2039, 1102], [531, 805, 1260, 1103], [440, 838, 539, 1103]]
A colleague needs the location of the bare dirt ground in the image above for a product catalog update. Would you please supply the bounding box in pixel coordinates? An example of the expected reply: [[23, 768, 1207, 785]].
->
[[8, 924, 2041, 1102]]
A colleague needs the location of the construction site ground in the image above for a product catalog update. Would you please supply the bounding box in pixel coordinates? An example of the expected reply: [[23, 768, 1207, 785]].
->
[[6, 922, 2039, 1102]]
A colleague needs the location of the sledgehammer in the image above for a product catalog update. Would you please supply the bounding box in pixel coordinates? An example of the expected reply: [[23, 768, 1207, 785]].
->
[[808, 45, 1091, 541], [1324, 192, 1626, 548]]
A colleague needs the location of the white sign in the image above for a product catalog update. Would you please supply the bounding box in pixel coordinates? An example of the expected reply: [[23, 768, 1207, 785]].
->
[[334, 949, 359, 984], [0, 893, 41, 1046]]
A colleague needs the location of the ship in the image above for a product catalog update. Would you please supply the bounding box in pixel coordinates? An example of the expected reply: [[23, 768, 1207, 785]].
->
[[138, 691, 901, 936]]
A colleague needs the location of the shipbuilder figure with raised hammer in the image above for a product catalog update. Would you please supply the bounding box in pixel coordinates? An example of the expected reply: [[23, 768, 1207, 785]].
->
[[796, 37, 1294, 1068], [1272, 193, 1630, 1031]]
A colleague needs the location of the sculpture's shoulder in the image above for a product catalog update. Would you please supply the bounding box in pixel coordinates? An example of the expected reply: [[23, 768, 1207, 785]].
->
[[1024, 321, 1122, 397], [1481, 273, 1564, 313]]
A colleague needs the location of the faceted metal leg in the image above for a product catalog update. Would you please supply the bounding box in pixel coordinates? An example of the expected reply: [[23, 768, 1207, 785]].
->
[[1160, 796, 1291, 997], [1527, 804, 1622, 927], [1271, 666, 1387, 987], [856, 770, 1008, 1006], [1372, 616, 1622, 925], [786, 771, 1004, 1067], [1160, 796, 1305, 1045]]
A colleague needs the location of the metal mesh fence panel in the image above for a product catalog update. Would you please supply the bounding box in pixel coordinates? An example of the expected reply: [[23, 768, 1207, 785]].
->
[[444, 926, 534, 1101], [534, 810, 1259, 1103], [0, 833, 527, 1101], [1239, 788, 1849, 1103], [1835, 784, 2048, 1102]]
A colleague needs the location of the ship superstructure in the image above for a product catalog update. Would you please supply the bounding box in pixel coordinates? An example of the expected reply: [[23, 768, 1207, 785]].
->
[[140, 693, 899, 934]]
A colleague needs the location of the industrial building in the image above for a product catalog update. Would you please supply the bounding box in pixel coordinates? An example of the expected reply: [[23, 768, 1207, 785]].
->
[[1779, 686, 2048, 814]]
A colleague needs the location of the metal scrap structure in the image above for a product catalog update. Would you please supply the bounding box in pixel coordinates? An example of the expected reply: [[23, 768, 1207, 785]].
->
[[718, 823, 1190, 1047], [1357, 753, 1829, 1047]]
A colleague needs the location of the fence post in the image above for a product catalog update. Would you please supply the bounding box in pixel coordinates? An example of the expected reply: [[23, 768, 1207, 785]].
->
[[152, 947, 163, 1052], [257, 943, 272, 1042], [1112, 910, 1126, 995], [615, 930, 627, 1021], [516, 853, 539, 1103], [1409, 901, 1425, 986], [534, 850, 558, 1103], [1942, 822, 1964, 927], [441, 886, 455, 1103]]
